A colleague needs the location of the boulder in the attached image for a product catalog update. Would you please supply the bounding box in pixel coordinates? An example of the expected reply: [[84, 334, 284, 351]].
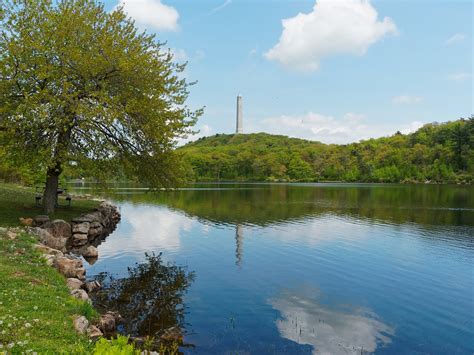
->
[[71, 216, 93, 223], [160, 326, 183, 342], [39, 230, 67, 252], [33, 244, 63, 256], [72, 222, 90, 234], [87, 325, 103, 340], [43, 219, 72, 239], [44, 254, 56, 266], [98, 311, 121, 335], [73, 316, 89, 335], [82, 280, 101, 293], [6, 230, 17, 240], [66, 278, 83, 290], [88, 222, 103, 239], [19, 217, 33, 226], [54, 256, 86, 280], [33, 215, 50, 227], [81, 245, 98, 258], [70, 289, 90, 302], [72, 233, 88, 246]]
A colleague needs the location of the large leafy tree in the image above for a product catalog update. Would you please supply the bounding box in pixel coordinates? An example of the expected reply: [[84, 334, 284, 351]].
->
[[0, 0, 201, 213]]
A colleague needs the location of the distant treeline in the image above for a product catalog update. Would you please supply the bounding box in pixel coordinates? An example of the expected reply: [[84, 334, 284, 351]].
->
[[179, 118, 473, 184]]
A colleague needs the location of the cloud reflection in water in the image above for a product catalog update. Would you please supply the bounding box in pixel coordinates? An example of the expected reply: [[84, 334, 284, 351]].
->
[[98, 204, 196, 258], [270, 289, 394, 354]]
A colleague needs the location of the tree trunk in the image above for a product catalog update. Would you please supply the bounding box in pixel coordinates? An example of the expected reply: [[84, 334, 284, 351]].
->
[[43, 164, 61, 214]]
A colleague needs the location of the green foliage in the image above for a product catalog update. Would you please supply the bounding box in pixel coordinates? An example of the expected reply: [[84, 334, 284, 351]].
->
[[180, 118, 474, 183], [0, 0, 201, 187], [93, 335, 140, 355]]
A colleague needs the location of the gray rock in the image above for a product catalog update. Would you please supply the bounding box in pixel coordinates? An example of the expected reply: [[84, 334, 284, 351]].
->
[[72, 222, 90, 234], [72, 233, 88, 246], [98, 311, 122, 335], [71, 216, 93, 223], [54, 256, 86, 280], [82, 280, 101, 293], [44, 254, 56, 266], [33, 215, 50, 226], [87, 325, 103, 340], [73, 316, 89, 334], [81, 245, 98, 258], [33, 244, 63, 256], [70, 288, 90, 302], [43, 219, 72, 239], [66, 278, 83, 290]]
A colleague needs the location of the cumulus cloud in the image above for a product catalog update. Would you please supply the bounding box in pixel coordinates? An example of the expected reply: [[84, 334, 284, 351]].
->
[[445, 33, 467, 45], [117, 0, 179, 31], [392, 95, 423, 104], [255, 112, 422, 144], [265, 0, 397, 71], [447, 72, 471, 82]]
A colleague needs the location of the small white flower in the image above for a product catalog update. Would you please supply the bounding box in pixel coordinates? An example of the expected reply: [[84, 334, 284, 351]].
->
[[33, 306, 38, 310], [0, 320, 3, 325], [24, 323, 31, 328], [33, 319, 39, 323], [7, 343, 14, 348]]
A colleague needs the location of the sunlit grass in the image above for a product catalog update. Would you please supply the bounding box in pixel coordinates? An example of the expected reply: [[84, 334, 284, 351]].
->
[[0, 230, 95, 352]]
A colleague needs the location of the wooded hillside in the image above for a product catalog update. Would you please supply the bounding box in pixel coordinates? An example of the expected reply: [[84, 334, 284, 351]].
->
[[180, 118, 473, 183]]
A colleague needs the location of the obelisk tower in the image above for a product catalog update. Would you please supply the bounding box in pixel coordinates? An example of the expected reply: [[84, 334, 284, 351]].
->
[[236, 95, 243, 134]]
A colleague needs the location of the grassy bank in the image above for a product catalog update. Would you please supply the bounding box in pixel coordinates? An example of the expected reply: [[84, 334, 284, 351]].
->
[[0, 229, 96, 352], [0, 183, 99, 226], [0, 183, 100, 352]]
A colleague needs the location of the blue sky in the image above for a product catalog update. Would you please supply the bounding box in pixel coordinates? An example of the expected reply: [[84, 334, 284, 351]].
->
[[105, 0, 472, 144]]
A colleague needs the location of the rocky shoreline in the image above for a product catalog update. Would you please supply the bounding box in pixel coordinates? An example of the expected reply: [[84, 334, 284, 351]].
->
[[24, 201, 121, 340]]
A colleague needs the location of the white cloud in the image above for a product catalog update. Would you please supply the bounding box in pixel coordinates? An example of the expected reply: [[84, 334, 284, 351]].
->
[[209, 0, 232, 15], [169, 48, 188, 62], [447, 72, 471, 82], [392, 95, 423, 104], [265, 0, 397, 71], [176, 124, 213, 146], [117, 0, 179, 31], [254, 112, 422, 144], [445, 33, 467, 45]]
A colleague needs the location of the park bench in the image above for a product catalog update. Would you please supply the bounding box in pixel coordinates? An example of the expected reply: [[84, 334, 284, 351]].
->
[[35, 185, 72, 208]]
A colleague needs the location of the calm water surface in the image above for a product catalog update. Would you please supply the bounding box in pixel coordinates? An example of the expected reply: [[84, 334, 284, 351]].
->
[[77, 183, 474, 354]]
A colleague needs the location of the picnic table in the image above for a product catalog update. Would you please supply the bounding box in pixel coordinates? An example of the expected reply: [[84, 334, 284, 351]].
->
[[35, 186, 72, 207]]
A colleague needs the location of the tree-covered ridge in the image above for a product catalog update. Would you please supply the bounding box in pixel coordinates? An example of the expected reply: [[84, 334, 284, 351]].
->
[[180, 118, 473, 183]]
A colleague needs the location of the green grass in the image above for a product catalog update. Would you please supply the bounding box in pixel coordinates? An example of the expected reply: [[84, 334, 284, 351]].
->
[[0, 183, 99, 227], [0, 230, 96, 352]]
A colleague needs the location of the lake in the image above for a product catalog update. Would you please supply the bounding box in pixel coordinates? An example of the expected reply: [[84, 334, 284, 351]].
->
[[75, 183, 474, 354]]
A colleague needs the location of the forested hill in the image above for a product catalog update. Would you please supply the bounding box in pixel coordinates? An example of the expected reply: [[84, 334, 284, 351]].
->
[[179, 118, 473, 183]]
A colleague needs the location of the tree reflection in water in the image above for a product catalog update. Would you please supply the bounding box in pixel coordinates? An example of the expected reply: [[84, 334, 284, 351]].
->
[[92, 252, 195, 347]]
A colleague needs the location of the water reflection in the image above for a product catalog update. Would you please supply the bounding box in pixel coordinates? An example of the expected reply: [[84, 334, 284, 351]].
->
[[235, 224, 243, 266], [92, 253, 195, 346], [98, 205, 196, 258], [270, 289, 394, 355]]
